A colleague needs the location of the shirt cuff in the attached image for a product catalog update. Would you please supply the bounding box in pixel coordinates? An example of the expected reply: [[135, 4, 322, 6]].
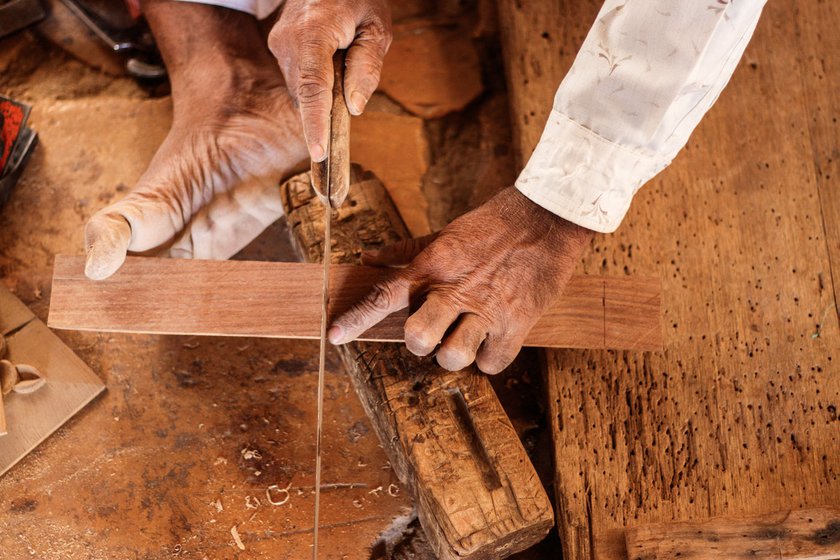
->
[[175, 0, 282, 19], [515, 110, 670, 233]]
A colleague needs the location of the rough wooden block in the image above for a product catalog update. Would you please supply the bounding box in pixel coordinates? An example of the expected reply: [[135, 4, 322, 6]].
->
[[379, 19, 483, 118], [280, 168, 554, 560], [352, 110, 431, 236]]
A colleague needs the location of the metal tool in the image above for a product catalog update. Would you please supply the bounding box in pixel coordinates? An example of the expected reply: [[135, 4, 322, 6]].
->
[[58, 0, 166, 80], [0, 0, 45, 39], [310, 50, 350, 560], [0, 96, 38, 209]]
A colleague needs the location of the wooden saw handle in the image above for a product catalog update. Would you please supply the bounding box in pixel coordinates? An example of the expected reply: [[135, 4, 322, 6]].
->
[[310, 50, 351, 209]]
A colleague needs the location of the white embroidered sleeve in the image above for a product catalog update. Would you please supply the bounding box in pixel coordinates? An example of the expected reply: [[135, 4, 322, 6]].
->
[[516, 0, 767, 233], [175, 0, 283, 19]]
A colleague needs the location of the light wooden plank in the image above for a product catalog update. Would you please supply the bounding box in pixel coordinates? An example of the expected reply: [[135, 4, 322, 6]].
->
[[625, 507, 840, 560], [0, 285, 105, 476], [48, 256, 662, 351], [0, 391, 6, 437], [497, 1, 840, 559], [281, 168, 555, 560], [795, 0, 840, 333]]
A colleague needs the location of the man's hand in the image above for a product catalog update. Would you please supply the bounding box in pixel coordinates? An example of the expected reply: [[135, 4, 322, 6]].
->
[[269, 0, 392, 162], [329, 188, 595, 374], [84, 2, 307, 280]]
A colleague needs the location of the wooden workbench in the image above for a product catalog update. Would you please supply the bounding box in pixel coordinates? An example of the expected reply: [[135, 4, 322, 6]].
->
[[497, 0, 840, 558]]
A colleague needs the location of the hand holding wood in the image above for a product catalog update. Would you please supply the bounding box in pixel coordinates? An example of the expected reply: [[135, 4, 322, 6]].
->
[[329, 187, 596, 373]]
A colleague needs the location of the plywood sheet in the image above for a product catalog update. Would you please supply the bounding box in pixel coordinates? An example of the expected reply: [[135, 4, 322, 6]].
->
[[0, 285, 105, 476], [49, 255, 662, 351]]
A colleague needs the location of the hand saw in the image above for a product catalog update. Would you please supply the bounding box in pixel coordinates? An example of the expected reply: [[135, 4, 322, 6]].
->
[[309, 49, 350, 560]]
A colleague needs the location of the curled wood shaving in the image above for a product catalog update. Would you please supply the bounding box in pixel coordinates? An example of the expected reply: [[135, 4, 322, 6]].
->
[[266, 483, 292, 506], [13, 364, 46, 394]]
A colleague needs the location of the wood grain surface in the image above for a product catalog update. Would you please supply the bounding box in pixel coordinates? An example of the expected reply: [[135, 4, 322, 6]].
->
[[281, 167, 555, 559], [625, 507, 840, 560], [48, 256, 662, 351], [497, 1, 840, 559], [0, 285, 105, 476]]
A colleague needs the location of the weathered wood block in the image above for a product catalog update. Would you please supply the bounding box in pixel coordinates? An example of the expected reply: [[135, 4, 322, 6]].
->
[[280, 168, 554, 560]]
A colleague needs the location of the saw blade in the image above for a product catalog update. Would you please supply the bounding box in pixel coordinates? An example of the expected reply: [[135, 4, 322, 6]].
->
[[311, 48, 348, 560], [312, 196, 330, 560]]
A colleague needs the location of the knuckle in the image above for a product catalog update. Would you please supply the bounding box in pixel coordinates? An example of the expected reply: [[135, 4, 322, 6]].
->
[[296, 77, 330, 105], [366, 282, 396, 312], [267, 29, 286, 56]]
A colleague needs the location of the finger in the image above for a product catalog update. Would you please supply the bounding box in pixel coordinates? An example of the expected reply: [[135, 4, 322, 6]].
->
[[294, 38, 337, 162], [361, 234, 438, 267], [436, 314, 488, 371], [475, 330, 527, 375], [329, 272, 411, 344], [404, 294, 460, 357], [343, 22, 391, 115], [84, 211, 132, 280]]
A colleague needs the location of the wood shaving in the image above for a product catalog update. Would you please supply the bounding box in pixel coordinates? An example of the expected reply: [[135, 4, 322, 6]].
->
[[240, 448, 262, 460], [11, 364, 46, 394], [245, 496, 260, 509], [230, 526, 245, 551], [387, 484, 400, 497], [266, 483, 291, 506]]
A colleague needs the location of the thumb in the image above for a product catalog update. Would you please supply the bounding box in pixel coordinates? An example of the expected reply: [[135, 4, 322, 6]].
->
[[329, 271, 410, 344], [83, 180, 191, 279], [84, 211, 131, 280], [360, 234, 438, 267]]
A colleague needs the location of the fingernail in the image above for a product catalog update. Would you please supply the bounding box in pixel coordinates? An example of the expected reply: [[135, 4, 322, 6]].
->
[[349, 91, 367, 115], [311, 143, 326, 162], [328, 325, 344, 345]]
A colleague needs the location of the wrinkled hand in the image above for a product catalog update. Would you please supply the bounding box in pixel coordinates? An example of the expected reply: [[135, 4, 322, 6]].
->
[[84, 58, 307, 280], [329, 187, 595, 374], [269, 0, 392, 161]]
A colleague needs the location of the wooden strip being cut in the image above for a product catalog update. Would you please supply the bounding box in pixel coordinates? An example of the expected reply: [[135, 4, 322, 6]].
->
[[48, 256, 662, 351], [625, 507, 840, 560], [281, 167, 553, 560]]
